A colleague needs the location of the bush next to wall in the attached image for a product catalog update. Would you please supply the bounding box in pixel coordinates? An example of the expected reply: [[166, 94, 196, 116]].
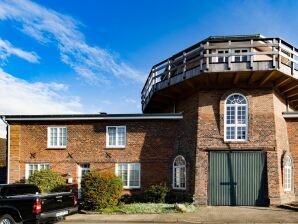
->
[[144, 183, 169, 203], [28, 169, 67, 193], [81, 171, 123, 210]]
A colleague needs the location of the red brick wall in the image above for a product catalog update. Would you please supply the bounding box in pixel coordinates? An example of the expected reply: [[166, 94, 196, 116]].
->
[[8, 120, 179, 192], [173, 88, 291, 205], [286, 118, 298, 200], [0, 138, 6, 167], [272, 92, 295, 204]]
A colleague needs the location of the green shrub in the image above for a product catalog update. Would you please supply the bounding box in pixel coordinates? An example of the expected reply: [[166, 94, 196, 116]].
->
[[28, 169, 66, 193], [81, 171, 123, 210], [165, 191, 194, 203], [120, 193, 144, 204], [144, 183, 169, 203]]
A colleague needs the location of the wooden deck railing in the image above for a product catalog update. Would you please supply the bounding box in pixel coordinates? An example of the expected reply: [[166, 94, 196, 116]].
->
[[141, 36, 298, 110]]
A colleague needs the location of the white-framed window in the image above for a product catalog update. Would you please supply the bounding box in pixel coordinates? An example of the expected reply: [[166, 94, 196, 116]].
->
[[233, 48, 249, 62], [217, 49, 229, 63], [47, 127, 67, 148], [106, 126, 126, 148], [224, 93, 248, 141], [284, 156, 293, 192], [173, 155, 186, 190], [115, 163, 140, 189], [25, 163, 50, 179]]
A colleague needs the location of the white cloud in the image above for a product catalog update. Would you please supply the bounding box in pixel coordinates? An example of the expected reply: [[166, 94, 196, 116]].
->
[[0, 0, 145, 83], [0, 38, 39, 63], [0, 68, 82, 138]]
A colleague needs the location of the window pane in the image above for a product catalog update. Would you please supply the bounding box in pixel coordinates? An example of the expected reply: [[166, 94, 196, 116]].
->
[[108, 127, 116, 146], [237, 127, 246, 140], [53, 128, 57, 146], [129, 164, 140, 187], [117, 164, 128, 187], [59, 128, 63, 146], [117, 127, 126, 146], [62, 128, 67, 146], [226, 127, 235, 140], [227, 106, 235, 124], [237, 106, 246, 124]]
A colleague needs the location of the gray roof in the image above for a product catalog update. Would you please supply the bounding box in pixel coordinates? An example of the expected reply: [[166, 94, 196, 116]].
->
[[1, 113, 183, 121]]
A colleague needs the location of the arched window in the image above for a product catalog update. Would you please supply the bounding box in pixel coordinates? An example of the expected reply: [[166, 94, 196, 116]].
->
[[224, 93, 248, 141], [284, 155, 293, 192], [173, 155, 186, 190]]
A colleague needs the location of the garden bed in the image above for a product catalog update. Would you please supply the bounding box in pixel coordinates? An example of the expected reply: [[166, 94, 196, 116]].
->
[[82, 203, 196, 214]]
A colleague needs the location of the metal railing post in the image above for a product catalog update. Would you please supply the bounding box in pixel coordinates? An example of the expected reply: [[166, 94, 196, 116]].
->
[[205, 42, 209, 70], [200, 43, 203, 71], [272, 39, 276, 68], [228, 40, 232, 70], [250, 39, 254, 69], [278, 39, 281, 69], [167, 59, 171, 84], [292, 46, 295, 75]]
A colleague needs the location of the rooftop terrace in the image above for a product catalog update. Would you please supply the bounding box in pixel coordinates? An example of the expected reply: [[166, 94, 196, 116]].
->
[[141, 34, 298, 112]]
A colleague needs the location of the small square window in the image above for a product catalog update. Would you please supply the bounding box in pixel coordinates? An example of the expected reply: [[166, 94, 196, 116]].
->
[[47, 127, 67, 148], [106, 126, 126, 148]]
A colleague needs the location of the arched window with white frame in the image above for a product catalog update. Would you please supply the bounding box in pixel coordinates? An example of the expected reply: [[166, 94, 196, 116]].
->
[[284, 155, 293, 192], [224, 93, 248, 141], [173, 155, 186, 190]]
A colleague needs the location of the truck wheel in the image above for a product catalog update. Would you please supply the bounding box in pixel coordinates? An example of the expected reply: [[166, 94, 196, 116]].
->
[[0, 214, 16, 224]]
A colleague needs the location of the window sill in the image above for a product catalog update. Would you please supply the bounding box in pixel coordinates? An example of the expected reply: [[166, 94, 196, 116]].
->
[[224, 140, 248, 144], [172, 187, 186, 191], [47, 146, 67, 149], [123, 187, 140, 190], [105, 146, 126, 149]]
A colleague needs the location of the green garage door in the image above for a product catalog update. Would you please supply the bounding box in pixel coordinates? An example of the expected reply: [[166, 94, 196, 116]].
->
[[209, 151, 267, 206]]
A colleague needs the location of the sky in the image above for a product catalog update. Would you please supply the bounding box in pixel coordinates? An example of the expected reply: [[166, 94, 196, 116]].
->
[[0, 0, 298, 137]]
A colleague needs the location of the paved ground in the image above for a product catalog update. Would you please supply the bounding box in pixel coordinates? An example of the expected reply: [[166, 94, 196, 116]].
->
[[62, 206, 298, 223]]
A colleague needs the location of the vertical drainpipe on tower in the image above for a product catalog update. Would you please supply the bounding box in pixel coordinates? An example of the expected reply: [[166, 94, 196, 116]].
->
[[0, 116, 10, 184], [286, 99, 289, 112]]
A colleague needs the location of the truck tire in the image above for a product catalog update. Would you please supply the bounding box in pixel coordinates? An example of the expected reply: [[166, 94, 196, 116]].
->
[[0, 214, 17, 224]]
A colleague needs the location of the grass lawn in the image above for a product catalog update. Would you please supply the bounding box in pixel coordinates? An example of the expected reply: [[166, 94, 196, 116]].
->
[[92, 203, 195, 214]]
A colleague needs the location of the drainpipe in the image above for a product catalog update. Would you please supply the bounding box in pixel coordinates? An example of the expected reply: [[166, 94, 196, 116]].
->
[[286, 99, 289, 112], [1, 116, 10, 184]]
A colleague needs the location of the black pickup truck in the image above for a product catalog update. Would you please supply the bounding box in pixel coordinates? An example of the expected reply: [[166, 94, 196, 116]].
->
[[0, 184, 78, 224]]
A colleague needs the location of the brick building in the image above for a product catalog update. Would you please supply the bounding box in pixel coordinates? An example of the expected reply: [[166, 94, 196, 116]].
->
[[0, 138, 6, 167], [0, 138, 6, 183], [2, 35, 298, 206]]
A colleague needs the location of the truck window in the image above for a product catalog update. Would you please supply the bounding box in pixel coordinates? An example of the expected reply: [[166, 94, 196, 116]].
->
[[0, 185, 40, 196]]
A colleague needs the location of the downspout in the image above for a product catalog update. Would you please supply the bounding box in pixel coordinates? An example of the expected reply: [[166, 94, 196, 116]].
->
[[1, 116, 10, 184]]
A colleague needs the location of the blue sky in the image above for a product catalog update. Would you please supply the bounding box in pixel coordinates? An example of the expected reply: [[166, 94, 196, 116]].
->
[[0, 0, 297, 131]]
